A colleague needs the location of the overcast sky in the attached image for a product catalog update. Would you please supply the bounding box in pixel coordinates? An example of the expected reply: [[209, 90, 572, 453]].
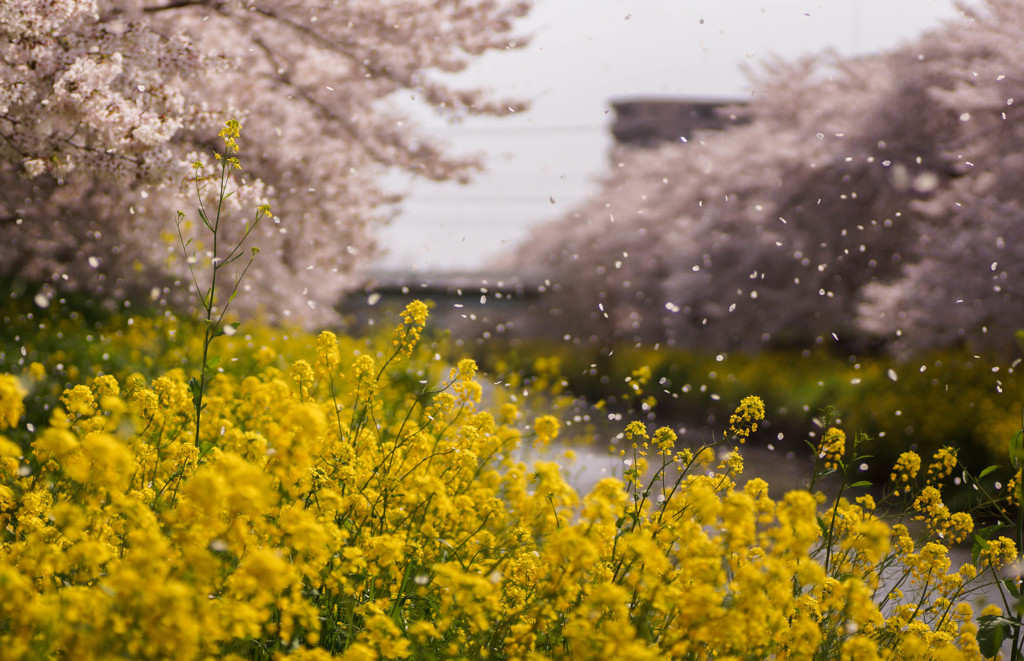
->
[[373, 0, 964, 273]]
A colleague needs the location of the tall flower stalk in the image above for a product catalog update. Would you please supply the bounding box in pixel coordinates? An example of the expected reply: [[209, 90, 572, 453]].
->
[[175, 119, 271, 448]]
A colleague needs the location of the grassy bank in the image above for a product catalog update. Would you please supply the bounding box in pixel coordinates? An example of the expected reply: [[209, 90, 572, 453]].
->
[[472, 339, 1023, 478]]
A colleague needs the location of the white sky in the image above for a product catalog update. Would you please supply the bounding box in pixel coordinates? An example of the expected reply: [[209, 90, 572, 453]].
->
[[373, 0, 964, 273]]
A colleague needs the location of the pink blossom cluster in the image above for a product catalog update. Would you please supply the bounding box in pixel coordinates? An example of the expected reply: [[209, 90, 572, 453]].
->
[[0, 0, 530, 325]]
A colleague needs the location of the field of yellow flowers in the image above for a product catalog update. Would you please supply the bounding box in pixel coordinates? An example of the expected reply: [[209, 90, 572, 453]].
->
[[1, 298, 1022, 660]]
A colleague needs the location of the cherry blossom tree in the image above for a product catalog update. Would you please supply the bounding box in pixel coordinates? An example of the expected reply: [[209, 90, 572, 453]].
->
[[515, 0, 1024, 357], [0, 0, 530, 323]]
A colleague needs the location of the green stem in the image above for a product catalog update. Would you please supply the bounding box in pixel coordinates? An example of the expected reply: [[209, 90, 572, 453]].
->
[[823, 465, 848, 575], [1012, 501, 1024, 661], [191, 158, 228, 447]]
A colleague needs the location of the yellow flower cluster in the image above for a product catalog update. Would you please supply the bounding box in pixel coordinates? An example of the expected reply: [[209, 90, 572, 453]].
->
[[980, 536, 1018, 569], [450, 357, 483, 406], [1007, 468, 1022, 511], [216, 118, 242, 169], [891, 451, 922, 496], [315, 330, 341, 377], [912, 487, 975, 544], [393, 300, 429, 357], [727, 395, 765, 443], [817, 427, 846, 472], [927, 446, 959, 486], [0, 374, 26, 430], [0, 308, 1010, 660], [652, 425, 677, 455], [532, 414, 560, 446]]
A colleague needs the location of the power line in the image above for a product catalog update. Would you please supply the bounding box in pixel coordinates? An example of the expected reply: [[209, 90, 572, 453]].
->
[[423, 124, 608, 134], [404, 193, 586, 202]]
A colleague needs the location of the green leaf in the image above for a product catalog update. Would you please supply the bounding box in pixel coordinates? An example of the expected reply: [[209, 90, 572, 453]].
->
[[972, 537, 984, 565], [979, 465, 1000, 479], [977, 525, 1002, 540], [198, 441, 215, 459], [198, 208, 213, 231], [972, 527, 1000, 565], [188, 376, 202, 410], [977, 614, 1012, 658], [205, 355, 221, 371], [848, 480, 872, 489], [816, 515, 829, 537], [1011, 430, 1023, 470]]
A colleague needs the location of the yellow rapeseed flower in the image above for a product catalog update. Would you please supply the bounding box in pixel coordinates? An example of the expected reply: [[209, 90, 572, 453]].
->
[[890, 451, 921, 496], [0, 374, 26, 430], [27, 362, 46, 381], [728, 395, 765, 443], [652, 426, 677, 454], [981, 536, 1018, 569], [624, 420, 648, 442], [290, 359, 315, 400], [533, 415, 560, 446], [393, 299, 429, 357], [926, 446, 958, 486], [315, 330, 341, 376], [817, 427, 845, 471]]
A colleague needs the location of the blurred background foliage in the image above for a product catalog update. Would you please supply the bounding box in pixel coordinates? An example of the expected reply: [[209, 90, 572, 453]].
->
[[471, 336, 1022, 478]]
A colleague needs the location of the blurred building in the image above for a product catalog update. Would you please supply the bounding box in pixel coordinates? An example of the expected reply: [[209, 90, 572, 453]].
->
[[610, 98, 749, 147], [344, 98, 751, 334], [338, 270, 545, 336]]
